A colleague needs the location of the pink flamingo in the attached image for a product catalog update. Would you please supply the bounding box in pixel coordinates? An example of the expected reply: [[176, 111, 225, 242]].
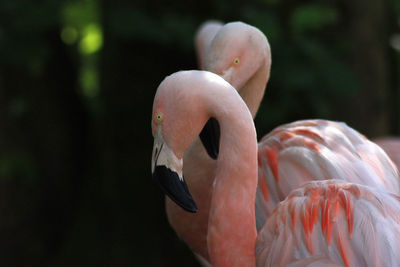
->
[[165, 21, 271, 262], [374, 137, 400, 170], [196, 20, 270, 113], [203, 22, 271, 118], [152, 71, 258, 266], [164, 21, 223, 263], [152, 70, 400, 266], [165, 21, 400, 263]]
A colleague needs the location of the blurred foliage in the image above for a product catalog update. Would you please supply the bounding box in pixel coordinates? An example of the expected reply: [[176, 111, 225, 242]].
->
[[239, 2, 359, 135], [0, 0, 399, 266], [0, 151, 37, 183], [61, 0, 102, 99], [290, 4, 339, 34]]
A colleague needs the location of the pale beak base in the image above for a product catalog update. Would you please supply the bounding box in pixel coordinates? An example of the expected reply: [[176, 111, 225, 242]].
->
[[152, 128, 198, 213]]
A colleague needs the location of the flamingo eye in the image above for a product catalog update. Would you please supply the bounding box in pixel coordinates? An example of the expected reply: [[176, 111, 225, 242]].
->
[[155, 113, 163, 124], [233, 58, 240, 64]]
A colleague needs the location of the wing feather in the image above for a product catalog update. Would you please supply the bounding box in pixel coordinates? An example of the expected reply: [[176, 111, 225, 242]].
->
[[256, 180, 400, 267], [255, 120, 400, 231]]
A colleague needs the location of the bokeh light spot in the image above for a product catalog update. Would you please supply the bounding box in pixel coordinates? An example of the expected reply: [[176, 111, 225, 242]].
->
[[79, 23, 103, 54], [61, 27, 79, 45], [81, 67, 99, 97]]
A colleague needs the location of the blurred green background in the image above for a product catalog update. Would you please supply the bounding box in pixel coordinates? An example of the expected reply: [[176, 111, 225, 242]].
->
[[0, 0, 399, 265]]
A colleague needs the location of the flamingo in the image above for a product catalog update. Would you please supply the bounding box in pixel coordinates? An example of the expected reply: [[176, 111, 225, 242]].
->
[[152, 71, 258, 266], [165, 21, 400, 264], [152, 70, 400, 266], [374, 137, 400, 170], [165, 21, 271, 262]]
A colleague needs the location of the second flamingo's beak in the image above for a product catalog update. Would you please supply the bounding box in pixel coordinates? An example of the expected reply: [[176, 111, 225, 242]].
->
[[220, 66, 234, 82], [152, 130, 198, 213]]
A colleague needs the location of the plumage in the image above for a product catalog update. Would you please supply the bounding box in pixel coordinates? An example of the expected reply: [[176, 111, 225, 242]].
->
[[152, 71, 400, 266], [255, 120, 400, 230], [256, 180, 400, 267]]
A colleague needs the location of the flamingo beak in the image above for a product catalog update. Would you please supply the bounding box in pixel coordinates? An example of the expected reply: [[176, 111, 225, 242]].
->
[[151, 130, 198, 213], [199, 117, 220, 159], [220, 66, 234, 83]]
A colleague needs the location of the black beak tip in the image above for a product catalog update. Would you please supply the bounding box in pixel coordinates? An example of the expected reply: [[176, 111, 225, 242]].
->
[[153, 165, 198, 213], [179, 198, 198, 213]]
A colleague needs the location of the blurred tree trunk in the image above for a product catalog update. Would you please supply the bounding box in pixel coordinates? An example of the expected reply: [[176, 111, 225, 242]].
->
[[339, 0, 391, 137]]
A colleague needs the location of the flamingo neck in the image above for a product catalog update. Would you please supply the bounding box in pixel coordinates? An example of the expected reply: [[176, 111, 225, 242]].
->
[[239, 55, 271, 118], [207, 99, 258, 266], [196, 23, 223, 70]]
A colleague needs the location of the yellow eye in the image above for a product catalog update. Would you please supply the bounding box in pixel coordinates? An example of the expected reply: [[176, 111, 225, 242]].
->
[[155, 113, 163, 123], [234, 58, 240, 64]]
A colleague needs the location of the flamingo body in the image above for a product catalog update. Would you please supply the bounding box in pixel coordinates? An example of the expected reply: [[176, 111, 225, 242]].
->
[[256, 180, 400, 267], [255, 120, 400, 230]]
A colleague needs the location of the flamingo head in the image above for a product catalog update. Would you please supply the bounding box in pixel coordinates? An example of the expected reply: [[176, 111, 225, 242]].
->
[[199, 22, 269, 160], [204, 21, 269, 91], [151, 70, 230, 213]]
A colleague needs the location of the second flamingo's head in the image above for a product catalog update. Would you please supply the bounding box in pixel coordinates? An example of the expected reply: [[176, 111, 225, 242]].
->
[[151, 70, 235, 213], [204, 21, 270, 91]]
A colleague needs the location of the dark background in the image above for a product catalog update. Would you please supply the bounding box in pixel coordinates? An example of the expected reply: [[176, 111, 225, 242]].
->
[[0, 0, 399, 266]]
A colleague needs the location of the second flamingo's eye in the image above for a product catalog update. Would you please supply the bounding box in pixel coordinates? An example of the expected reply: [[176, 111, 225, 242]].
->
[[234, 58, 240, 64], [155, 113, 163, 124]]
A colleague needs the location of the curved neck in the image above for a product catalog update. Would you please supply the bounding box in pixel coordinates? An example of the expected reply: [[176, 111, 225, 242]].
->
[[206, 93, 258, 266], [239, 58, 271, 118], [196, 23, 223, 70]]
